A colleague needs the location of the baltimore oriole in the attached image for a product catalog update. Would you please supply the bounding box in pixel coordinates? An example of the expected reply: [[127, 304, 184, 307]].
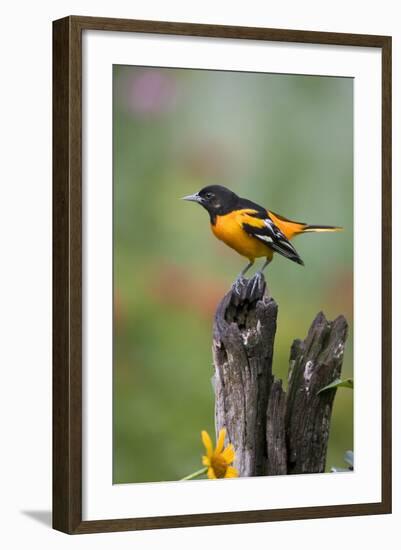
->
[[183, 185, 342, 280]]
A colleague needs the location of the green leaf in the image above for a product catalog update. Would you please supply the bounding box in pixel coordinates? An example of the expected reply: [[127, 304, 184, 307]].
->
[[317, 378, 353, 395]]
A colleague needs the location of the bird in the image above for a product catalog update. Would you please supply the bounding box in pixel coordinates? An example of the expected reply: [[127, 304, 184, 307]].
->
[[182, 185, 342, 285]]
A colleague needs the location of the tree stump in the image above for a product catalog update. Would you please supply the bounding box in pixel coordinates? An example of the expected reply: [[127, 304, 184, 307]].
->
[[212, 274, 348, 477]]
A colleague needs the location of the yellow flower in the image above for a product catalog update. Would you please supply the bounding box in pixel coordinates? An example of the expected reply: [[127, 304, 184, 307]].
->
[[201, 428, 238, 479]]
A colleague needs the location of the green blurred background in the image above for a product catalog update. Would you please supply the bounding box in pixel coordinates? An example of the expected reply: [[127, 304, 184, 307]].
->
[[113, 65, 353, 483]]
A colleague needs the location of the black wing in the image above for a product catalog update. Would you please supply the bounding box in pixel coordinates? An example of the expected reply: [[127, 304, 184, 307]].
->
[[242, 215, 304, 266]]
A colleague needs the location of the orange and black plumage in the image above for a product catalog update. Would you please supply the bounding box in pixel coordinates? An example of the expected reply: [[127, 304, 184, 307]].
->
[[183, 185, 342, 279]]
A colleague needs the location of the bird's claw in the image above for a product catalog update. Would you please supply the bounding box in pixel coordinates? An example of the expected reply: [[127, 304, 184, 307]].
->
[[232, 276, 247, 296], [231, 272, 266, 301], [249, 271, 265, 298]]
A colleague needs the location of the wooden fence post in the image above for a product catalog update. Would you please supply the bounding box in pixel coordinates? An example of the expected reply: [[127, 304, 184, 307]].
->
[[212, 274, 348, 477]]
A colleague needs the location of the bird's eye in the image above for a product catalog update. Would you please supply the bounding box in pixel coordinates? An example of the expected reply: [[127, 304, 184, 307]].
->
[[206, 192, 213, 199]]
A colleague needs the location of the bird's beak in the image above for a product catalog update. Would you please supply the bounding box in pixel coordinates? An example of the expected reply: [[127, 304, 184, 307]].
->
[[181, 193, 202, 203]]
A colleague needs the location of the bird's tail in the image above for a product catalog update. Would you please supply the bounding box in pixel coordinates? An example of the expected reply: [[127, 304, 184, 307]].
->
[[302, 224, 343, 233]]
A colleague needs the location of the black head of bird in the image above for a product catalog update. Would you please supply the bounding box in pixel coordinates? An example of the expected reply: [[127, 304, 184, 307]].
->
[[182, 185, 239, 219]]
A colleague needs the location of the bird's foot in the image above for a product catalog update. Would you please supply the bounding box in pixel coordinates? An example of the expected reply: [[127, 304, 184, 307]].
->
[[249, 271, 266, 298], [232, 276, 247, 296], [231, 272, 266, 301]]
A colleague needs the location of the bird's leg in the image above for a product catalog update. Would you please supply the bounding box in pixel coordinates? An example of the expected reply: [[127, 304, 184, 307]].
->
[[239, 260, 254, 278], [258, 258, 271, 274], [232, 260, 254, 294], [250, 258, 271, 295]]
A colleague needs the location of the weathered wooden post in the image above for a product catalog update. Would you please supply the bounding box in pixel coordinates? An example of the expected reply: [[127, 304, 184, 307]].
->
[[213, 276, 276, 476], [212, 274, 348, 477]]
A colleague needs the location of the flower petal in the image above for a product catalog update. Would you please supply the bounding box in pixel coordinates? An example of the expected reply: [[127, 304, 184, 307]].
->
[[215, 428, 227, 455], [221, 444, 235, 464], [201, 430, 213, 458], [225, 466, 239, 478], [207, 467, 216, 479], [202, 455, 211, 467]]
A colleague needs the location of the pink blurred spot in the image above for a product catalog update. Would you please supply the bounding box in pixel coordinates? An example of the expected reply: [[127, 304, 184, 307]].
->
[[120, 70, 178, 117]]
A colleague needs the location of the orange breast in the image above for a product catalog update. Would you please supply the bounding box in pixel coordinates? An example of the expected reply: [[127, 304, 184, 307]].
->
[[211, 210, 273, 261]]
